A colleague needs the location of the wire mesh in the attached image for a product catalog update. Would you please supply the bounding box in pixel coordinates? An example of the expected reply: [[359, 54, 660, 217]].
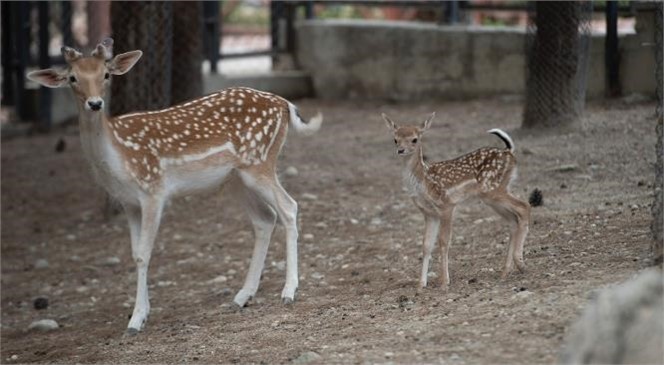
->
[[522, 1, 592, 129]]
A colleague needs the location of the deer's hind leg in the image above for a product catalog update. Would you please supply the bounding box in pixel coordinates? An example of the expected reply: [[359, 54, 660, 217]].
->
[[482, 192, 530, 279], [238, 169, 299, 304], [233, 183, 277, 308]]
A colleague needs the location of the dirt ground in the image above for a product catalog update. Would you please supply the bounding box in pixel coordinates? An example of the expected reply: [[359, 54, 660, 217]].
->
[[1, 98, 658, 364]]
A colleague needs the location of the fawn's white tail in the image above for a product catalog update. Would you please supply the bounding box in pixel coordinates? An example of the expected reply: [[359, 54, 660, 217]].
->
[[487, 128, 514, 153], [288, 102, 323, 135]]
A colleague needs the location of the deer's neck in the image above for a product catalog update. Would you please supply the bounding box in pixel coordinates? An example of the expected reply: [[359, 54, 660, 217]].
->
[[77, 106, 127, 191], [402, 145, 428, 196]]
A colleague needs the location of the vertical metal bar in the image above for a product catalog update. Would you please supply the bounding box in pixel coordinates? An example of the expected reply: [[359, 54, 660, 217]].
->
[[286, 2, 296, 56], [1, 1, 14, 106], [305, 1, 314, 19], [38, 1, 52, 130], [605, 0, 620, 97], [61, 1, 73, 47], [448, 0, 460, 24], [15, 2, 30, 121], [203, 1, 220, 73], [270, 1, 283, 67]]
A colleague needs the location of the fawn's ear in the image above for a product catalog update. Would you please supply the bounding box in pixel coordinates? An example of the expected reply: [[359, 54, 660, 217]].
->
[[27, 68, 69, 88], [107, 50, 142, 75], [382, 113, 398, 132], [420, 112, 436, 133]]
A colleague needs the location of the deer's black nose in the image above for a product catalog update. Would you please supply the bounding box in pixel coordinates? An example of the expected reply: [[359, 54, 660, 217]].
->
[[88, 100, 103, 111], [397, 149, 405, 155]]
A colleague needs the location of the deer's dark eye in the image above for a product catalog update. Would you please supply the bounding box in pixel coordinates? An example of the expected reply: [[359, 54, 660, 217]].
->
[[104, 72, 110, 80], [394, 139, 397, 144], [412, 138, 418, 143], [69, 76, 77, 83]]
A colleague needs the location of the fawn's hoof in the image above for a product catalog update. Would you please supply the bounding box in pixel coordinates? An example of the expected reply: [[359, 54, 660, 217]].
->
[[125, 327, 140, 337]]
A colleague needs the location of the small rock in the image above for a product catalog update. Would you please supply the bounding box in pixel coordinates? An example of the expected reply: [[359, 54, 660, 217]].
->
[[274, 260, 286, 271], [385, 352, 394, 358], [102, 256, 121, 266], [76, 286, 89, 293], [349, 219, 359, 225], [301, 193, 318, 201], [208, 275, 227, 283], [303, 233, 314, 241], [28, 319, 59, 331], [34, 297, 49, 310], [292, 351, 322, 364], [315, 222, 328, 229], [370, 217, 383, 226], [227, 269, 237, 276], [311, 272, 324, 280], [450, 353, 461, 360], [173, 233, 184, 241], [34, 259, 49, 270], [284, 166, 299, 177], [66, 234, 77, 241], [549, 164, 579, 173], [54, 138, 66, 153]]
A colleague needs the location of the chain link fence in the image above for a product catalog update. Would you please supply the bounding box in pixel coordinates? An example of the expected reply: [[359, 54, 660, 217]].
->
[[522, 1, 593, 129], [109, 2, 203, 116]]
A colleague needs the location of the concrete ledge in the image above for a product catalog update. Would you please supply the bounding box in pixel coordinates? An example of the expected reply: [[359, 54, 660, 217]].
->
[[204, 71, 313, 100], [296, 19, 656, 100]]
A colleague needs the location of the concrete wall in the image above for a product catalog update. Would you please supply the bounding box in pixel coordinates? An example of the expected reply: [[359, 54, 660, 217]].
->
[[296, 19, 657, 101]]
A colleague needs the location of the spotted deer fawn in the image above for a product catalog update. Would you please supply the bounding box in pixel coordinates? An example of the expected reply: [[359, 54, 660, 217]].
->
[[383, 113, 530, 289], [28, 38, 322, 334]]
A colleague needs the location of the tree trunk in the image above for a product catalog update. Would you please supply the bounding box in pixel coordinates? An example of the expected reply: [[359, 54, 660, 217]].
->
[[652, 2, 663, 265], [523, 1, 588, 129], [171, 2, 203, 105], [110, 1, 172, 117]]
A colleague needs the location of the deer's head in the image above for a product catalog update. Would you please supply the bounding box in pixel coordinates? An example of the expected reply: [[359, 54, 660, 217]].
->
[[383, 112, 435, 156], [27, 38, 142, 112]]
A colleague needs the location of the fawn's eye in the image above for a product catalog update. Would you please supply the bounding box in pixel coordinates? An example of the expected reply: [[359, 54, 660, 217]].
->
[[69, 75, 77, 83], [412, 138, 418, 143], [104, 72, 110, 80], [394, 139, 397, 144]]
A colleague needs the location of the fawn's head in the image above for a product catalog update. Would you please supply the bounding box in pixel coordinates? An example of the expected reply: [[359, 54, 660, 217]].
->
[[383, 112, 435, 156], [27, 38, 142, 113]]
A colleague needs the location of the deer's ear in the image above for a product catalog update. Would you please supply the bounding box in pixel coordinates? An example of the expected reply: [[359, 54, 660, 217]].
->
[[27, 68, 68, 88], [107, 50, 142, 75], [382, 113, 398, 131], [420, 112, 435, 132]]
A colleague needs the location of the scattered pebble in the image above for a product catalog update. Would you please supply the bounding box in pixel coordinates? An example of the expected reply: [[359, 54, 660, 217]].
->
[[28, 319, 59, 331], [315, 222, 328, 229], [173, 234, 184, 241], [208, 275, 227, 284], [370, 217, 383, 226], [292, 351, 322, 364], [274, 261, 286, 271], [303, 233, 314, 241], [102, 256, 121, 266], [550, 164, 579, 172], [284, 166, 299, 177], [349, 218, 359, 225], [34, 297, 49, 310], [227, 269, 237, 276], [34, 259, 49, 270], [301, 193, 318, 201]]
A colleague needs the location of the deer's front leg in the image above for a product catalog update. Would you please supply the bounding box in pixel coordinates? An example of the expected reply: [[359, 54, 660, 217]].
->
[[420, 215, 440, 288], [127, 198, 164, 335], [437, 207, 455, 290]]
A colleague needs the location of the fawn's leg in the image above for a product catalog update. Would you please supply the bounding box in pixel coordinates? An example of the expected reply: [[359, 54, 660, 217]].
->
[[420, 215, 440, 288], [233, 185, 277, 307], [484, 193, 529, 278], [127, 198, 164, 335], [437, 207, 455, 289]]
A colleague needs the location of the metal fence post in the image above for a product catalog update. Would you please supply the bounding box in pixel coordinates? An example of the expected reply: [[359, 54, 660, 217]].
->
[[203, 1, 220, 73], [605, 1, 620, 97], [38, 1, 52, 130]]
